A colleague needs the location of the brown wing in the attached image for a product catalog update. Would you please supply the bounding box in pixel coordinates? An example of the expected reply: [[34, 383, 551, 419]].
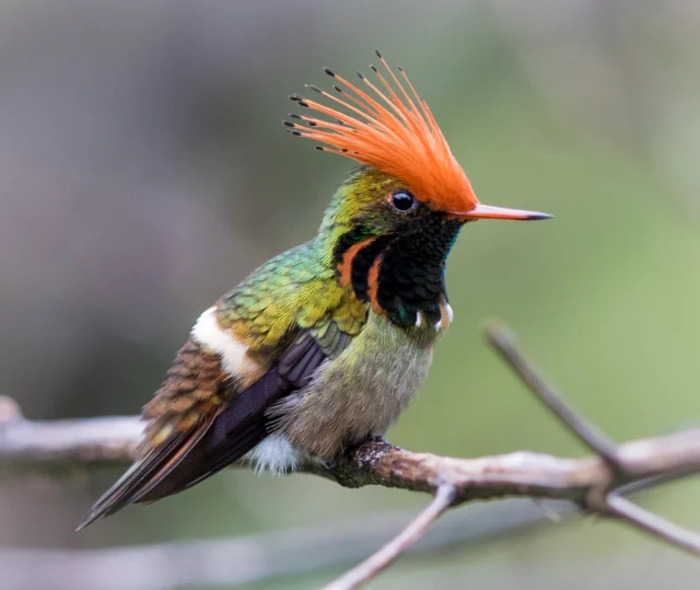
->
[[77, 331, 327, 529]]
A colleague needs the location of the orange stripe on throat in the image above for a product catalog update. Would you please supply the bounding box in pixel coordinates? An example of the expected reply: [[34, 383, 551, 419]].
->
[[367, 254, 384, 314], [337, 236, 376, 287]]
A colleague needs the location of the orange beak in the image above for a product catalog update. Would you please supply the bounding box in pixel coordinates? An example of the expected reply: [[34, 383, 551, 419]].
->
[[456, 203, 553, 221]]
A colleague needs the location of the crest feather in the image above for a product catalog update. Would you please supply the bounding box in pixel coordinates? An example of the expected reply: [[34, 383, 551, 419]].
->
[[286, 51, 479, 213]]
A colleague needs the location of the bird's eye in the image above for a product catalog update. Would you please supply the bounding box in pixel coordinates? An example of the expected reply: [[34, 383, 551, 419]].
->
[[391, 190, 416, 212]]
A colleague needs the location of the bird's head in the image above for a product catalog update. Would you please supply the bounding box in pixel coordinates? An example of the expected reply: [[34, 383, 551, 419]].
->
[[286, 51, 552, 329]]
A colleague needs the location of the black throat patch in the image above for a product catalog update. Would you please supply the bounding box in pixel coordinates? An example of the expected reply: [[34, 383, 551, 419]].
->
[[335, 213, 462, 328]]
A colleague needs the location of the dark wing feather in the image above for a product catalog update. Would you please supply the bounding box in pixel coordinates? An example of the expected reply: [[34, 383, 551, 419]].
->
[[133, 368, 290, 502], [78, 328, 328, 529], [77, 420, 212, 529]]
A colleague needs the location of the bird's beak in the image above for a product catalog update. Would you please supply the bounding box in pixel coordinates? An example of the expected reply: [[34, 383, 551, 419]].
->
[[456, 203, 553, 221]]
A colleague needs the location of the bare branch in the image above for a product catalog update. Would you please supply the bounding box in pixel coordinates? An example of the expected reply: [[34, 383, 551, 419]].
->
[[0, 403, 141, 467], [322, 484, 457, 590], [605, 494, 700, 557], [485, 323, 621, 468], [1, 410, 699, 507]]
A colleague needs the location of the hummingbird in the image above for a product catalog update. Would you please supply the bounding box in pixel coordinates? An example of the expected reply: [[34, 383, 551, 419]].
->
[[78, 51, 551, 529]]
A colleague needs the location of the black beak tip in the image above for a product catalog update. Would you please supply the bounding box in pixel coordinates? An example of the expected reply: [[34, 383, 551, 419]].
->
[[528, 212, 554, 220]]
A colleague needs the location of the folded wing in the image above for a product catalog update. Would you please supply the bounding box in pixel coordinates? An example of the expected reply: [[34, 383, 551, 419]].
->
[[77, 329, 328, 529]]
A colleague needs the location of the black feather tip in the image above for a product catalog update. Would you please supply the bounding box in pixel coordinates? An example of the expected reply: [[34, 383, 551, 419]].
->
[[289, 94, 309, 107]]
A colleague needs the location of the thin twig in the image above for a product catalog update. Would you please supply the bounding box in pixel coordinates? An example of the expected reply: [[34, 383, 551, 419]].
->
[[322, 484, 457, 590], [615, 469, 699, 496], [605, 494, 700, 557], [485, 324, 622, 469]]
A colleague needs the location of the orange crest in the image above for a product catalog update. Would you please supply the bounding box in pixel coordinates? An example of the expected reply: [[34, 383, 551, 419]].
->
[[286, 51, 479, 213]]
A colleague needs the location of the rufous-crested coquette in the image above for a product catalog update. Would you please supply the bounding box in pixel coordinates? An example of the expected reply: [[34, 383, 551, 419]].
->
[[79, 51, 551, 529]]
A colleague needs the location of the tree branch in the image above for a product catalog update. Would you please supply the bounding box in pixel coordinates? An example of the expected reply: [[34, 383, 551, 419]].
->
[[0, 401, 142, 467], [1, 323, 699, 588], [604, 494, 700, 557], [322, 484, 457, 590], [2, 406, 698, 506], [485, 323, 622, 469]]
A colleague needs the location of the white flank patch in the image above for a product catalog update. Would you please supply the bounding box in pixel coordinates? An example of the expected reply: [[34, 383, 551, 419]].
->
[[191, 306, 261, 384], [434, 319, 442, 332], [415, 310, 423, 328], [246, 433, 299, 475], [445, 303, 454, 322]]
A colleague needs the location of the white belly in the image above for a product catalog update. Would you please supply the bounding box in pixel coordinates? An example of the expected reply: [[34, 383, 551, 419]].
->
[[245, 433, 301, 475]]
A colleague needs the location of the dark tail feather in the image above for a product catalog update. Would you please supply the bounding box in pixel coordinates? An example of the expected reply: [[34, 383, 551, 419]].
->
[[76, 421, 211, 531], [136, 419, 268, 503], [134, 368, 296, 504], [77, 408, 270, 530]]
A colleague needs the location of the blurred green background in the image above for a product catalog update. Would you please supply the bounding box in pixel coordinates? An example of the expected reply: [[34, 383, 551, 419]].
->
[[1, 1, 699, 588]]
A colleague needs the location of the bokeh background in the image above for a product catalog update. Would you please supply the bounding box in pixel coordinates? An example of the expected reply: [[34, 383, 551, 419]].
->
[[1, 1, 699, 588]]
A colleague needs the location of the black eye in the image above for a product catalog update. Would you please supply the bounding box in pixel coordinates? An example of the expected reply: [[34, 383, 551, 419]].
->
[[391, 190, 416, 212]]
